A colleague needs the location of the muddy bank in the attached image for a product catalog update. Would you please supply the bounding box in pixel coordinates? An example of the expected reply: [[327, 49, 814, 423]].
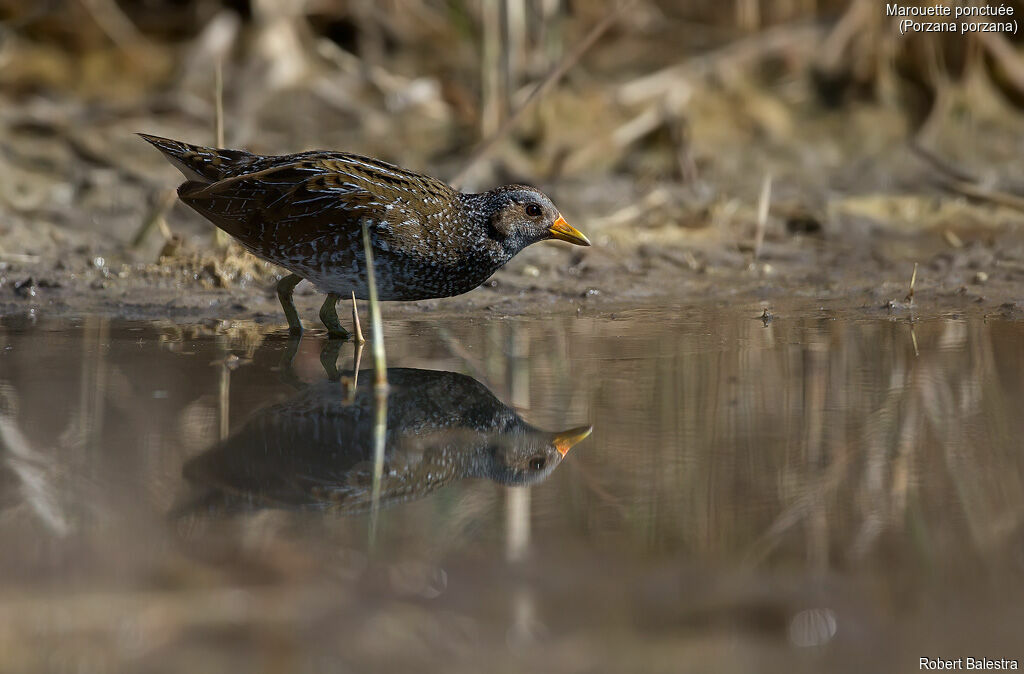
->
[[2, 211, 1022, 325]]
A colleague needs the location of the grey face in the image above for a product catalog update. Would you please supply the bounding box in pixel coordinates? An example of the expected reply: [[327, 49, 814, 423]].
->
[[488, 187, 562, 254], [483, 432, 567, 486]]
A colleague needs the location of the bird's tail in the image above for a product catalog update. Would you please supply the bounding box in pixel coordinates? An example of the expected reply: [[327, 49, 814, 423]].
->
[[137, 133, 254, 183]]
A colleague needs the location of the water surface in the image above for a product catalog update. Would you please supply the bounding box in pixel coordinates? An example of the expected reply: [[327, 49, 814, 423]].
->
[[1, 307, 1023, 672]]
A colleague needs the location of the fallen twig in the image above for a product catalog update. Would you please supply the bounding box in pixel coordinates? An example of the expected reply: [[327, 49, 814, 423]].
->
[[618, 23, 822, 104], [910, 141, 1024, 212], [908, 141, 978, 184], [941, 179, 1024, 213]]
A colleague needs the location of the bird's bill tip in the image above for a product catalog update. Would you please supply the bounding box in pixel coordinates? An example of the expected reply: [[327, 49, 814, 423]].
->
[[548, 215, 591, 247], [553, 425, 593, 456]]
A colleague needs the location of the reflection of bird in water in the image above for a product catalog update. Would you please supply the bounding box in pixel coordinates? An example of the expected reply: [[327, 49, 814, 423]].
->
[[178, 368, 591, 515]]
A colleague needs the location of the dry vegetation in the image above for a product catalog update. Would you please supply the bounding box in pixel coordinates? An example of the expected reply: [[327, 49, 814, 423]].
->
[[0, 0, 1022, 318]]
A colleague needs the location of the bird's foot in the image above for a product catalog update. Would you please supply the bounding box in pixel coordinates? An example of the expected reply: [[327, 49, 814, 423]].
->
[[319, 293, 351, 340]]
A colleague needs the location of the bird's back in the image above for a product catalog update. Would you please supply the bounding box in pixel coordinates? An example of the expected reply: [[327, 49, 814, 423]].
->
[[138, 133, 455, 196]]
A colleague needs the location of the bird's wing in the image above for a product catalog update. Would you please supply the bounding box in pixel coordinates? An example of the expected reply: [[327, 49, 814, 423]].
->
[[178, 154, 456, 256]]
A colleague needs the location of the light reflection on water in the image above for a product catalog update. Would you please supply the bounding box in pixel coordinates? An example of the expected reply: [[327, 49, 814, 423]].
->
[[0, 308, 1023, 672]]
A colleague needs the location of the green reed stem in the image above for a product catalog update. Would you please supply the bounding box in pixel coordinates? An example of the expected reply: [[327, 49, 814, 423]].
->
[[361, 221, 388, 388]]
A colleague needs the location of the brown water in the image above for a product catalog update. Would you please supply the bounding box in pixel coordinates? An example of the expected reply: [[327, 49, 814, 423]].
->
[[1, 307, 1023, 673]]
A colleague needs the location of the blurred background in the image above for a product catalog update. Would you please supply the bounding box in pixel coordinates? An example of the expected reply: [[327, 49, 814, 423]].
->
[[1, 0, 1024, 313], [3, 3, 1024, 673]]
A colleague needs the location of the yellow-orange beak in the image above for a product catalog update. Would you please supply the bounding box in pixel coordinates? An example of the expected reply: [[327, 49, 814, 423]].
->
[[552, 425, 593, 457], [548, 215, 591, 247]]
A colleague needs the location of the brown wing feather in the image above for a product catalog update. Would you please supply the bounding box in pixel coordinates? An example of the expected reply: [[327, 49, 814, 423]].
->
[[178, 155, 457, 262]]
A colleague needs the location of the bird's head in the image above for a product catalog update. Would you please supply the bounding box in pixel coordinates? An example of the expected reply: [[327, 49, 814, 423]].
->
[[472, 185, 591, 257], [478, 425, 593, 486]]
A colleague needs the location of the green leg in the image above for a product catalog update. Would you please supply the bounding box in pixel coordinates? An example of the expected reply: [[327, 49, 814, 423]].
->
[[276, 273, 304, 336], [319, 293, 351, 340]]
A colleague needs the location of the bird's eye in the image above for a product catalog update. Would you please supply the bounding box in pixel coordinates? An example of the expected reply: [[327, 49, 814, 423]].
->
[[525, 203, 542, 218], [528, 456, 547, 471]]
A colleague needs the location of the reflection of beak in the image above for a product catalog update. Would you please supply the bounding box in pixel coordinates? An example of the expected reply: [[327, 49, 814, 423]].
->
[[552, 425, 593, 457], [548, 215, 591, 247]]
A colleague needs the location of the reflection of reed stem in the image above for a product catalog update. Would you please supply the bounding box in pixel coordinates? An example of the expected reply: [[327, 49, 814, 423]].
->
[[508, 323, 529, 410], [368, 384, 387, 551], [505, 323, 530, 563], [218, 364, 230, 441], [0, 390, 71, 536], [87, 317, 108, 456], [351, 342, 364, 392], [505, 486, 530, 563], [216, 330, 231, 439], [362, 219, 388, 551]]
